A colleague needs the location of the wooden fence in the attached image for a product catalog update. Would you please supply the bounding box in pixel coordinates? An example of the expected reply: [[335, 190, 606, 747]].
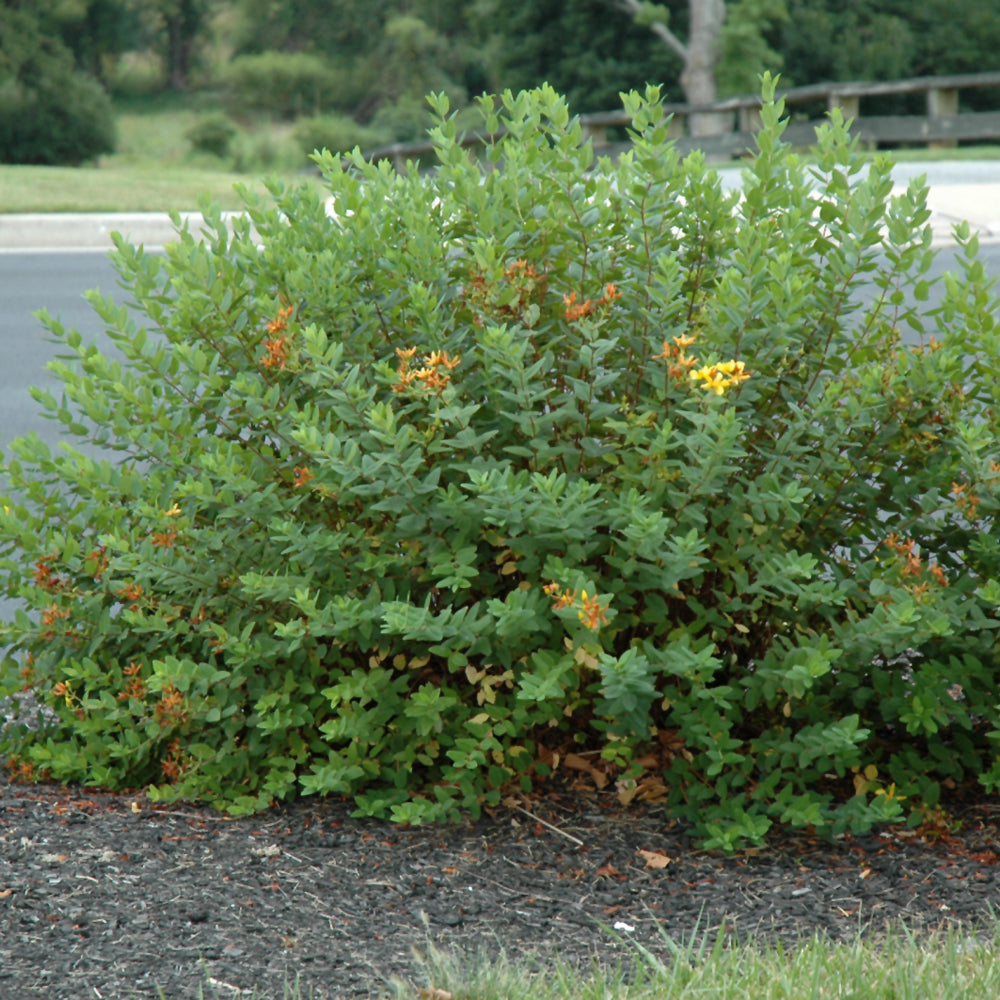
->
[[363, 70, 1000, 170]]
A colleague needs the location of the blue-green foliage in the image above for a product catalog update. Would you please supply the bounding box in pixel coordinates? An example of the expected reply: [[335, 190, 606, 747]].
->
[[1, 78, 998, 848]]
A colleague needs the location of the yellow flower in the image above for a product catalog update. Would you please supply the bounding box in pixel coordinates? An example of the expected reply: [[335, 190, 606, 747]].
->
[[690, 365, 727, 394], [717, 360, 750, 384], [874, 782, 906, 803], [577, 589, 610, 630], [690, 359, 750, 394]]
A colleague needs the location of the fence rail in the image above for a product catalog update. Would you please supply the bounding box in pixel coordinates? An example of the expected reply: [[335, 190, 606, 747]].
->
[[363, 71, 1000, 170]]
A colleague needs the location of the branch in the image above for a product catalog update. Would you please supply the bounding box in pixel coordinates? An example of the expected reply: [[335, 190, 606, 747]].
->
[[615, 0, 688, 62]]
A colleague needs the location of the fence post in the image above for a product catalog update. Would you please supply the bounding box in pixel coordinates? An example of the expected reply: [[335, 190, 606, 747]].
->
[[927, 86, 959, 150], [828, 92, 860, 122], [825, 91, 874, 148], [738, 105, 762, 134]]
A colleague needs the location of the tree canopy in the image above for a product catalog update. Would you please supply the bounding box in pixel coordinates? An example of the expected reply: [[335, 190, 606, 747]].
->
[[5, 2, 1000, 160]]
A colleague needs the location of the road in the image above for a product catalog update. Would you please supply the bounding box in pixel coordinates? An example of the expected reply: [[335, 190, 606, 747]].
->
[[1, 251, 121, 450], [1, 234, 999, 640]]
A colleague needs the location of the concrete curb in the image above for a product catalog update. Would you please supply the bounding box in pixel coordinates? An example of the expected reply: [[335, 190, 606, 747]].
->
[[0, 212, 253, 252]]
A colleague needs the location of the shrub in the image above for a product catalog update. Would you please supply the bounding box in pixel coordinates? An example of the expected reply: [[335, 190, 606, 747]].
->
[[369, 93, 436, 144], [229, 129, 301, 175], [1, 81, 998, 847], [293, 114, 388, 160], [0, 7, 116, 165], [0, 73, 116, 166], [220, 51, 339, 120], [109, 51, 166, 98], [185, 113, 239, 159]]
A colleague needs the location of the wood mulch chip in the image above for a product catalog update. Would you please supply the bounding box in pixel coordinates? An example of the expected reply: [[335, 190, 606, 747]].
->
[[2, 774, 1000, 999]]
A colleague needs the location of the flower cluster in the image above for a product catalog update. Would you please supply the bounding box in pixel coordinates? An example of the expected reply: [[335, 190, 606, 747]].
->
[[115, 582, 144, 611], [117, 662, 147, 702], [260, 304, 294, 370], [40, 603, 72, 640], [392, 346, 461, 394], [951, 480, 981, 521], [654, 333, 750, 395], [33, 555, 64, 593], [690, 360, 751, 395], [155, 682, 189, 728], [86, 546, 109, 581], [160, 738, 189, 782], [51, 680, 85, 720], [652, 333, 699, 378], [463, 258, 547, 327], [543, 583, 610, 630], [563, 283, 620, 321], [884, 533, 947, 601]]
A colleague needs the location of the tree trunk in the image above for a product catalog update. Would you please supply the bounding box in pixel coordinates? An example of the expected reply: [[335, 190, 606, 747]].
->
[[166, 13, 189, 90], [615, 0, 731, 138], [682, 0, 729, 137], [163, 0, 205, 92]]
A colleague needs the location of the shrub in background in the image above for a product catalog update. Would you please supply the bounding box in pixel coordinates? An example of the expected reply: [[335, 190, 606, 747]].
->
[[0, 7, 116, 165], [184, 112, 239, 160], [220, 51, 339, 120], [1, 80, 998, 848], [228, 129, 302, 175], [292, 114, 388, 161]]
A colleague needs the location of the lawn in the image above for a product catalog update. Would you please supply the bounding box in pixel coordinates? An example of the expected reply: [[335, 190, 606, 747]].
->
[[0, 95, 319, 213], [389, 925, 1000, 1000]]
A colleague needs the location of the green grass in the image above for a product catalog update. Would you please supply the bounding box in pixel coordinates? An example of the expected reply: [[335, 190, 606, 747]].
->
[[0, 94, 318, 214], [866, 143, 1000, 162], [0, 163, 288, 213], [382, 922, 1000, 1000], [162, 921, 1000, 999]]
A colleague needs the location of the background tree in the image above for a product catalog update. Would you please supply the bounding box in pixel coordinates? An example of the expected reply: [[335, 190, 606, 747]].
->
[[231, 0, 491, 134], [779, 0, 1000, 117], [900, 0, 1000, 79], [486, 0, 672, 113], [780, 1, 913, 92], [614, 0, 785, 134], [0, 0, 116, 164], [365, 13, 470, 139], [233, 0, 393, 59], [129, 0, 213, 90], [41, 0, 140, 84]]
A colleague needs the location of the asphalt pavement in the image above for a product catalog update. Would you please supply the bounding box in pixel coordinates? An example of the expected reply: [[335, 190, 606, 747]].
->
[[0, 161, 998, 251]]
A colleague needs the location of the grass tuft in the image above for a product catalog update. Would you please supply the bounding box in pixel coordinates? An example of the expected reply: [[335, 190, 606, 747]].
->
[[384, 921, 1000, 1000]]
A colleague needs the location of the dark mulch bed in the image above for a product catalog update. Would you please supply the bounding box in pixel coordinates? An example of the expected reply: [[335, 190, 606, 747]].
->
[[3, 772, 1000, 1000]]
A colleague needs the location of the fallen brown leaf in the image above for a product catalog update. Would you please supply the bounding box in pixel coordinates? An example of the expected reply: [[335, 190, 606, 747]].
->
[[635, 775, 670, 803], [637, 849, 672, 870], [616, 781, 639, 806], [564, 752, 609, 789], [563, 752, 594, 772]]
